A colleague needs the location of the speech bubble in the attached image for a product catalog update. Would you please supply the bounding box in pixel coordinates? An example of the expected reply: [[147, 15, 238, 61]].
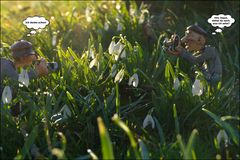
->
[[23, 16, 49, 36], [208, 14, 235, 35]]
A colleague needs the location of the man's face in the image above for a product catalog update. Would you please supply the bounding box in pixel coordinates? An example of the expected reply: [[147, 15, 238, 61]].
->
[[19, 54, 37, 67], [182, 30, 204, 52]]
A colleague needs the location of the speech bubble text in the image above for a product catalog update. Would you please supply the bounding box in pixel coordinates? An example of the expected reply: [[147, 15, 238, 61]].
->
[[23, 16, 49, 36], [208, 14, 235, 35]]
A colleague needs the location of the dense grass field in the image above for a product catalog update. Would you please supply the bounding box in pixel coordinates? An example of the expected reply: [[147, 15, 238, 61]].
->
[[1, 1, 239, 159]]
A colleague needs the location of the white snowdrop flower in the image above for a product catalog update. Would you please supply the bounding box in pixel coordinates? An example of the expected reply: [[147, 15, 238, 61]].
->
[[217, 129, 229, 146], [143, 114, 155, 129], [89, 57, 98, 68], [114, 69, 124, 83], [120, 49, 126, 58], [60, 104, 72, 119], [104, 21, 109, 31], [173, 78, 180, 90], [52, 35, 57, 46], [118, 43, 126, 58], [114, 42, 125, 61], [192, 79, 203, 96], [128, 73, 139, 87], [109, 40, 121, 55], [85, 7, 92, 22], [117, 23, 123, 32], [111, 64, 117, 77], [18, 69, 29, 87], [89, 48, 95, 59], [116, 3, 121, 10], [2, 86, 12, 104], [108, 41, 115, 55]]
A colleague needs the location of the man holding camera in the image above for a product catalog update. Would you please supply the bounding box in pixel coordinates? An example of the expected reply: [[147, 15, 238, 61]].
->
[[1, 40, 49, 115], [164, 25, 222, 85], [1, 40, 49, 81]]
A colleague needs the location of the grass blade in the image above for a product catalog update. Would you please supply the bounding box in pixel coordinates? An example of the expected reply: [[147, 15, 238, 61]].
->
[[97, 117, 114, 159]]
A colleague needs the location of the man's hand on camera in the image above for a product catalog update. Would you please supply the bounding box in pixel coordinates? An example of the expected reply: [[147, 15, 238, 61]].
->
[[167, 43, 184, 56], [35, 58, 49, 76]]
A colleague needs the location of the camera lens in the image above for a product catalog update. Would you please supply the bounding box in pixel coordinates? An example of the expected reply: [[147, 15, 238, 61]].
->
[[47, 62, 58, 72]]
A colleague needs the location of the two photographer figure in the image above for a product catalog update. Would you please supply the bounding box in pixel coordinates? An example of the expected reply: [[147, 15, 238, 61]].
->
[[1, 40, 57, 116], [163, 25, 222, 86]]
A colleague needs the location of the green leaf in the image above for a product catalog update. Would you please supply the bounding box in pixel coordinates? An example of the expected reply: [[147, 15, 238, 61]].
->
[[112, 114, 141, 159], [173, 104, 180, 134], [138, 139, 149, 159], [153, 117, 166, 145], [97, 117, 114, 159], [202, 108, 239, 145]]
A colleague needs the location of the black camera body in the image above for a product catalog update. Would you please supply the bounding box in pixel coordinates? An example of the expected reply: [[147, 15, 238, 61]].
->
[[162, 34, 180, 52], [47, 62, 58, 72]]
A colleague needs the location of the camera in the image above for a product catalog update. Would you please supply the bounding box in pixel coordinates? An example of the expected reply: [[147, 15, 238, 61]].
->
[[47, 62, 58, 72], [34, 60, 59, 72], [162, 34, 180, 52]]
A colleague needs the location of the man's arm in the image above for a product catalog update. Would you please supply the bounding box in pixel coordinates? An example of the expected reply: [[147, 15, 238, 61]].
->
[[179, 47, 215, 64], [1, 59, 19, 81]]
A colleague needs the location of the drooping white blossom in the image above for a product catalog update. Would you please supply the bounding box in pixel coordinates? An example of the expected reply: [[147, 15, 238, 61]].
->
[[18, 69, 29, 87], [2, 86, 12, 104], [192, 79, 203, 96], [173, 78, 180, 90], [143, 114, 155, 129], [128, 73, 139, 87], [114, 69, 124, 83], [89, 57, 98, 68], [108, 40, 126, 61], [217, 129, 229, 146], [52, 35, 57, 46]]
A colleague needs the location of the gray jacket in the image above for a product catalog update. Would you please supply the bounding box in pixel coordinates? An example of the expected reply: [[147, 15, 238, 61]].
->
[[179, 46, 222, 79]]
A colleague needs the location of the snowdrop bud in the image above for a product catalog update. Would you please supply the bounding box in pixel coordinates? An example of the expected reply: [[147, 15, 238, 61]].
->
[[2, 86, 12, 104], [52, 35, 57, 46], [114, 69, 124, 83], [89, 57, 98, 68], [120, 49, 126, 58], [61, 104, 71, 119], [192, 79, 203, 96], [89, 48, 95, 59], [128, 73, 139, 87], [143, 114, 155, 129], [217, 129, 229, 146], [173, 78, 180, 90], [108, 41, 115, 54], [18, 69, 29, 87]]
